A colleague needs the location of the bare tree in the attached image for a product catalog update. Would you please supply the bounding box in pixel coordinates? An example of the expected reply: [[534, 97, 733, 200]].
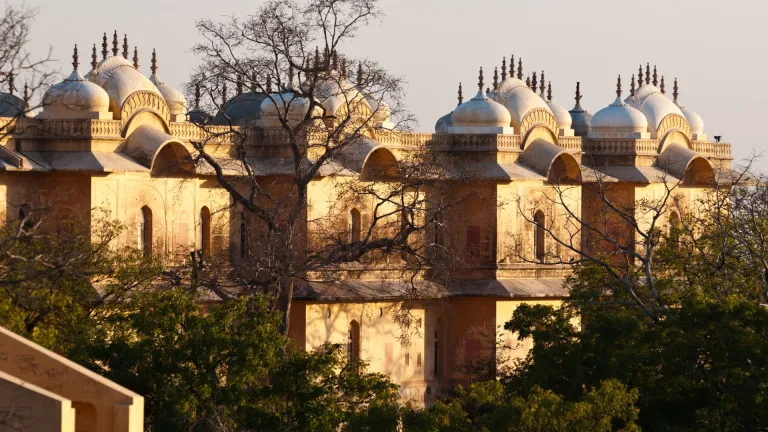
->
[[185, 0, 472, 334]]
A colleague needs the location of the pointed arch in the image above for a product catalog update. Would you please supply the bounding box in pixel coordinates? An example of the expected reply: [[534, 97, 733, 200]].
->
[[534, 210, 546, 262], [140, 206, 153, 257], [349, 208, 362, 243], [200, 206, 211, 255], [348, 320, 361, 362]]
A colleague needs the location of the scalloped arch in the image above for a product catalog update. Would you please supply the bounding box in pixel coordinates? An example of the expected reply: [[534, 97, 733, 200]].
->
[[519, 108, 559, 141], [120, 90, 170, 136], [656, 114, 692, 146]]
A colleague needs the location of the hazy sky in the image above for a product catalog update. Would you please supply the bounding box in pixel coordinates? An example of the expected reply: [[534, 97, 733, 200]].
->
[[27, 0, 768, 165]]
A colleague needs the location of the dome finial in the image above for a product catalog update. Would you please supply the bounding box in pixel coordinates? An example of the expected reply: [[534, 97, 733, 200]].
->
[[287, 65, 295, 90], [517, 57, 523, 80], [133, 47, 139, 69], [638, 65, 643, 88], [477, 67, 484, 92], [652, 65, 658, 87], [111, 31, 119, 57], [331, 51, 339, 71], [660, 75, 666, 94], [194, 83, 201, 108], [501, 57, 507, 81], [616, 75, 622, 98], [221, 82, 227, 105], [575, 81, 582, 105], [150, 49, 158, 75], [673, 78, 679, 103], [525, 74, 531, 88], [22, 82, 29, 108], [266, 75, 272, 93], [547, 81, 552, 102], [645, 63, 650, 84], [340, 57, 347, 78], [539, 70, 546, 95], [236, 74, 243, 95], [314, 47, 321, 79], [531, 71, 537, 92], [458, 82, 463, 105], [91, 44, 98, 70], [356, 61, 363, 86], [630, 74, 636, 97], [493, 67, 499, 91], [8, 72, 14, 94], [122, 34, 129, 59], [72, 44, 79, 71], [101, 33, 108, 60]]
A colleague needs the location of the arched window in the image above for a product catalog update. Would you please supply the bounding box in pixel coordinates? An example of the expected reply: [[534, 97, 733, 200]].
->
[[348, 320, 361, 362], [349, 208, 361, 243], [669, 211, 681, 245], [200, 206, 211, 255], [534, 210, 546, 262], [240, 211, 248, 259], [140, 206, 152, 257], [434, 318, 444, 378]]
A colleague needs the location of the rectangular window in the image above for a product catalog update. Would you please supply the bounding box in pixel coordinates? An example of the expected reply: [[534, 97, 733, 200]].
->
[[466, 225, 481, 257], [405, 352, 410, 366], [417, 352, 422, 367]]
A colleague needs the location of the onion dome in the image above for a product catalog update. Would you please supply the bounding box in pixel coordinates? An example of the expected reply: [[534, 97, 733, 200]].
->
[[39, 45, 111, 120], [313, 69, 370, 117], [569, 82, 592, 137], [258, 71, 314, 128], [626, 66, 683, 132], [0, 72, 26, 118], [672, 78, 705, 139], [544, 82, 573, 135], [451, 68, 512, 132], [148, 50, 187, 122], [493, 58, 552, 129], [367, 97, 393, 128], [435, 112, 453, 133], [590, 76, 648, 138]]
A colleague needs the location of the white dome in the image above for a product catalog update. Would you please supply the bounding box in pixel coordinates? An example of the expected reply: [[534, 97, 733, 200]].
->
[[367, 97, 391, 123], [679, 105, 704, 135], [627, 84, 683, 130], [435, 111, 453, 133], [547, 100, 572, 130], [150, 74, 187, 117], [313, 73, 369, 116], [451, 90, 511, 128], [88, 55, 162, 111], [259, 92, 313, 128], [592, 97, 648, 132], [494, 77, 552, 127], [39, 70, 111, 120]]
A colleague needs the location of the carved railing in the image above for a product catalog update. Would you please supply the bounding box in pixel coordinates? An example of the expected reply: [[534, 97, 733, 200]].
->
[[692, 141, 732, 158], [558, 136, 582, 152], [169, 122, 237, 144], [582, 139, 659, 155]]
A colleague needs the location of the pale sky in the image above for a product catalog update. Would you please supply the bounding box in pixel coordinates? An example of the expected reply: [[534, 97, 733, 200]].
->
[[28, 0, 768, 165]]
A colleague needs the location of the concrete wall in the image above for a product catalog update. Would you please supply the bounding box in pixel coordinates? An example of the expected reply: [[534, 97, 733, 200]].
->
[[0, 370, 75, 432]]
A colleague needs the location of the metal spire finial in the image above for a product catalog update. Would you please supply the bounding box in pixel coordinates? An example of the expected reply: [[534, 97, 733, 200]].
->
[[493, 67, 499, 91], [111, 31, 119, 56], [575, 81, 582, 105], [531, 71, 537, 92], [525, 74, 531, 88], [630, 74, 636, 97], [517, 58, 523, 80], [122, 34, 129, 59], [645, 63, 650, 84], [91, 44, 98, 70], [72, 44, 79, 71], [547, 81, 552, 102], [539, 71, 546, 95], [616, 75, 622, 98], [458, 82, 463, 105], [638, 65, 643, 87], [288, 66, 295, 90], [236, 75, 243, 95], [266, 75, 272, 93], [356, 61, 363, 86], [7, 72, 13, 94], [150, 49, 158, 75], [323, 46, 330, 67], [652, 65, 658, 87], [340, 58, 347, 78], [673, 78, 679, 103], [660, 75, 666, 94], [101, 33, 108, 60], [501, 57, 507, 81], [221, 82, 227, 105], [133, 47, 139, 69], [22, 82, 29, 106], [478, 67, 484, 92], [331, 51, 339, 71], [194, 83, 201, 108]]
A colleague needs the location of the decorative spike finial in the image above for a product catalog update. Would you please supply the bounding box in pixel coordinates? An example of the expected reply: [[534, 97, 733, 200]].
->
[[122, 34, 129, 59], [72, 44, 79, 71], [7, 72, 14, 94], [486, 87, 490, 95], [340, 58, 347, 78], [493, 67, 499, 91], [547, 82, 552, 102], [673, 78, 679, 103], [638, 65, 643, 87], [539, 71, 546, 95], [575, 81, 582, 105], [323, 46, 330, 67], [478, 67, 484, 92], [111, 31, 119, 56], [236, 75, 243, 95], [194, 83, 201, 108], [150, 49, 157, 75], [91, 44, 98, 70], [645, 63, 650, 84], [531, 71, 537, 91], [616, 75, 622, 98], [133, 47, 139, 69], [652, 65, 658, 87], [356, 62, 363, 86], [266, 75, 272, 93], [517, 58, 522, 80], [660, 75, 666, 94], [288, 66, 294, 90], [525, 74, 531, 88], [331, 51, 339, 71], [458, 82, 463, 105], [221, 82, 227, 105], [630, 74, 636, 97], [501, 57, 507, 81], [22, 82, 29, 106], [101, 33, 108, 60]]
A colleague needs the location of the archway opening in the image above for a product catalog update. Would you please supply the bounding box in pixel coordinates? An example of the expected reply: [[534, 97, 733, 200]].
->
[[534, 210, 546, 262], [348, 320, 361, 362], [349, 208, 362, 243], [361, 148, 399, 181], [140, 206, 153, 257], [200, 206, 211, 255]]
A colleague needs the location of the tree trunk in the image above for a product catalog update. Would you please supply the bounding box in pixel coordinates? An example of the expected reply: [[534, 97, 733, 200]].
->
[[277, 276, 295, 336]]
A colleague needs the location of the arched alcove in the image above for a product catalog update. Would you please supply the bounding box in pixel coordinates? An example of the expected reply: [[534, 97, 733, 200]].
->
[[200, 206, 211, 255], [548, 153, 581, 183], [349, 208, 362, 243], [534, 210, 546, 262], [152, 142, 196, 177], [361, 148, 400, 181], [140, 206, 153, 257]]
